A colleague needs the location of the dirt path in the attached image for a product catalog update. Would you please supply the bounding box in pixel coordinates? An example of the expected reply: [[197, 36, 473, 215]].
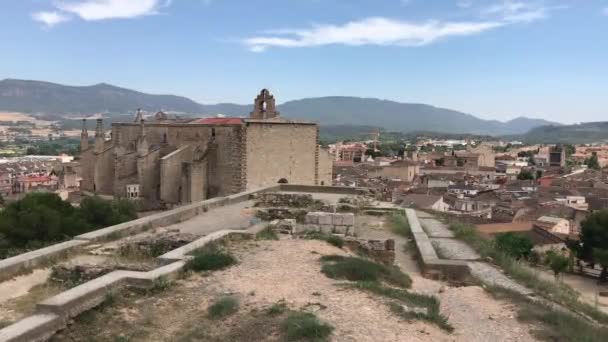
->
[[356, 215, 537, 341]]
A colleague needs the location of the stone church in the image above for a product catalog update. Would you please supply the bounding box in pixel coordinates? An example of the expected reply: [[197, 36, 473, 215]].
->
[[80, 89, 333, 208]]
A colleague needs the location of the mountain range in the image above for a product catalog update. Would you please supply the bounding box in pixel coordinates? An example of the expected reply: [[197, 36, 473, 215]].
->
[[0, 79, 558, 135]]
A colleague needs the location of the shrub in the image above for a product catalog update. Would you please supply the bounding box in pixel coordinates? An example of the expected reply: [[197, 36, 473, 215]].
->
[[303, 232, 344, 249], [267, 301, 288, 316], [320, 255, 412, 288], [545, 252, 569, 279], [0, 193, 137, 249], [387, 214, 411, 238], [325, 235, 344, 248], [208, 297, 239, 319], [281, 312, 333, 341], [256, 226, 279, 240], [495, 232, 533, 260], [186, 248, 236, 272]]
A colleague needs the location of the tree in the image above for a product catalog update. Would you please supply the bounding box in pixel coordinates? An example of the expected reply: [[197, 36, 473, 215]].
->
[[545, 251, 569, 279], [564, 144, 576, 157], [517, 170, 534, 180], [0, 193, 137, 250], [585, 154, 601, 170], [578, 210, 608, 283], [495, 232, 534, 260]]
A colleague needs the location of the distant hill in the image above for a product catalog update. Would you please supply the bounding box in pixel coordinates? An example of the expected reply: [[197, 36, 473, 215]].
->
[[0, 79, 558, 135], [0, 79, 203, 115], [513, 122, 608, 144]]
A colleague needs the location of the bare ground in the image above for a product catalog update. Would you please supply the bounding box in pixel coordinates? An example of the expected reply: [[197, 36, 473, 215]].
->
[[48, 235, 539, 342]]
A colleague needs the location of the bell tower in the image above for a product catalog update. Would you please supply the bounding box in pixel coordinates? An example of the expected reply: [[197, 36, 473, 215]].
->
[[250, 89, 280, 120]]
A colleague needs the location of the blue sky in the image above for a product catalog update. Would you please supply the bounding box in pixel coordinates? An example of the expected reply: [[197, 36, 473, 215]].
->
[[1, 0, 607, 123]]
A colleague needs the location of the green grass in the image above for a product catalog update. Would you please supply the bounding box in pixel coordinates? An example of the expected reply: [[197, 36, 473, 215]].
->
[[303, 231, 344, 249], [487, 286, 608, 342], [267, 300, 288, 316], [186, 247, 237, 272], [256, 226, 279, 240], [350, 281, 453, 332], [450, 223, 608, 325], [320, 255, 412, 288], [387, 213, 411, 238], [281, 312, 334, 341], [208, 296, 239, 319]]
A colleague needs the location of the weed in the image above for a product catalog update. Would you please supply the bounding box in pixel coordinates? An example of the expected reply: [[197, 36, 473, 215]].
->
[[256, 226, 279, 240], [267, 300, 288, 316], [387, 214, 411, 238], [281, 311, 334, 341], [208, 296, 239, 319], [450, 223, 608, 325], [487, 286, 608, 342], [303, 231, 344, 249], [350, 281, 453, 332], [186, 247, 236, 272], [320, 255, 412, 288]]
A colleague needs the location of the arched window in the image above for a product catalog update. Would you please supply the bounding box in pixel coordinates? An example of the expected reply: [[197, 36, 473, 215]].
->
[[278, 178, 288, 184]]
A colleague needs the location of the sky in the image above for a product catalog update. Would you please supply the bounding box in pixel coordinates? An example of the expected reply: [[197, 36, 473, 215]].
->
[[1, 0, 607, 124]]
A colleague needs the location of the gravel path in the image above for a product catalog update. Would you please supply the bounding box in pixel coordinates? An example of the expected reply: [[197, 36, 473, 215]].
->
[[431, 238, 481, 260], [415, 212, 533, 297], [469, 262, 533, 295], [420, 218, 455, 238]]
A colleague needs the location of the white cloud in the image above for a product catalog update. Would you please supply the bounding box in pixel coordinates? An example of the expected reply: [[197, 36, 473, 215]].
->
[[56, 0, 167, 21], [31, 11, 71, 27], [245, 17, 503, 52], [603, 7, 608, 16], [481, 1, 553, 23], [457, 0, 474, 9]]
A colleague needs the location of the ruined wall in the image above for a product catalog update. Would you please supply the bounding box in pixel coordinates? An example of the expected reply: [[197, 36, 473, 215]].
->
[[93, 147, 115, 195], [190, 159, 207, 202], [114, 152, 138, 198], [137, 149, 161, 205], [160, 145, 192, 204], [318, 146, 333, 186], [79, 149, 95, 192], [245, 122, 318, 189], [110, 123, 244, 201]]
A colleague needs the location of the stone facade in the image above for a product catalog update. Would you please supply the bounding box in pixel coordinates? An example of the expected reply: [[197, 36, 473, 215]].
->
[[80, 89, 332, 209]]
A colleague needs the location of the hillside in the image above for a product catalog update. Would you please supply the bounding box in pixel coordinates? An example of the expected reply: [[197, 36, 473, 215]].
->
[[514, 122, 608, 144], [0, 79, 557, 135]]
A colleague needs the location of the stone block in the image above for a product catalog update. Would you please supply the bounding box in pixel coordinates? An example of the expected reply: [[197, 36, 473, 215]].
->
[[334, 225, 348, 234], [304, 213, 318, 225], [318, 214, 333, 226], [333, 213, 355, 226], [319, 224, 333, 234]]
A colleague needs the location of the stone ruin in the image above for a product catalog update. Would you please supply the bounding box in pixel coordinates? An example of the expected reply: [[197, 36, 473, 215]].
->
[[268, 219, 297, 234], [51, 263, 153, 286], [304, 212, 356, 236], [117, 231, 200, 257], [344, 238, 395, 265], [254, 192, 318, 208]]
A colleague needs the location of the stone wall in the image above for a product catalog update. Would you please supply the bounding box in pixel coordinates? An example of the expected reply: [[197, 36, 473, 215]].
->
[[304, 212, 355, 236], [160, 145, 192, 204], [318, 146, 333, 186], [405, 209, 473, 282], [93, 147, 116, 194], [245, 122, 318, 189]]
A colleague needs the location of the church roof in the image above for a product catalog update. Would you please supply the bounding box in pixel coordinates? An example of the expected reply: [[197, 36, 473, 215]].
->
[[192, 117, 244, 125]]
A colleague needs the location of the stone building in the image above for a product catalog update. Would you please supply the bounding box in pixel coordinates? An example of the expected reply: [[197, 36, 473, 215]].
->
[[80, 89, 332, 208]]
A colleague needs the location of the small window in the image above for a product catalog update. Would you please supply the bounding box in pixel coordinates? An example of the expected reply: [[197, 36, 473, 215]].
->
[[278, 178, 288, 184]]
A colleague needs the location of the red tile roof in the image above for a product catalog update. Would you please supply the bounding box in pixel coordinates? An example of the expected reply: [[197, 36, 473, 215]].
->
[[192, 117, 243, 125]]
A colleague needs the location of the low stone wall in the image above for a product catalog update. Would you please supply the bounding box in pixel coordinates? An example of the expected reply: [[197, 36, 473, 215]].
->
[[278, 184, 368, 195], [0, 240, 88, 282], [304, 212, 355, 236], [0, 185, 278, 283], [404, 209, 473, 282], [0, 230, 249, 342]]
